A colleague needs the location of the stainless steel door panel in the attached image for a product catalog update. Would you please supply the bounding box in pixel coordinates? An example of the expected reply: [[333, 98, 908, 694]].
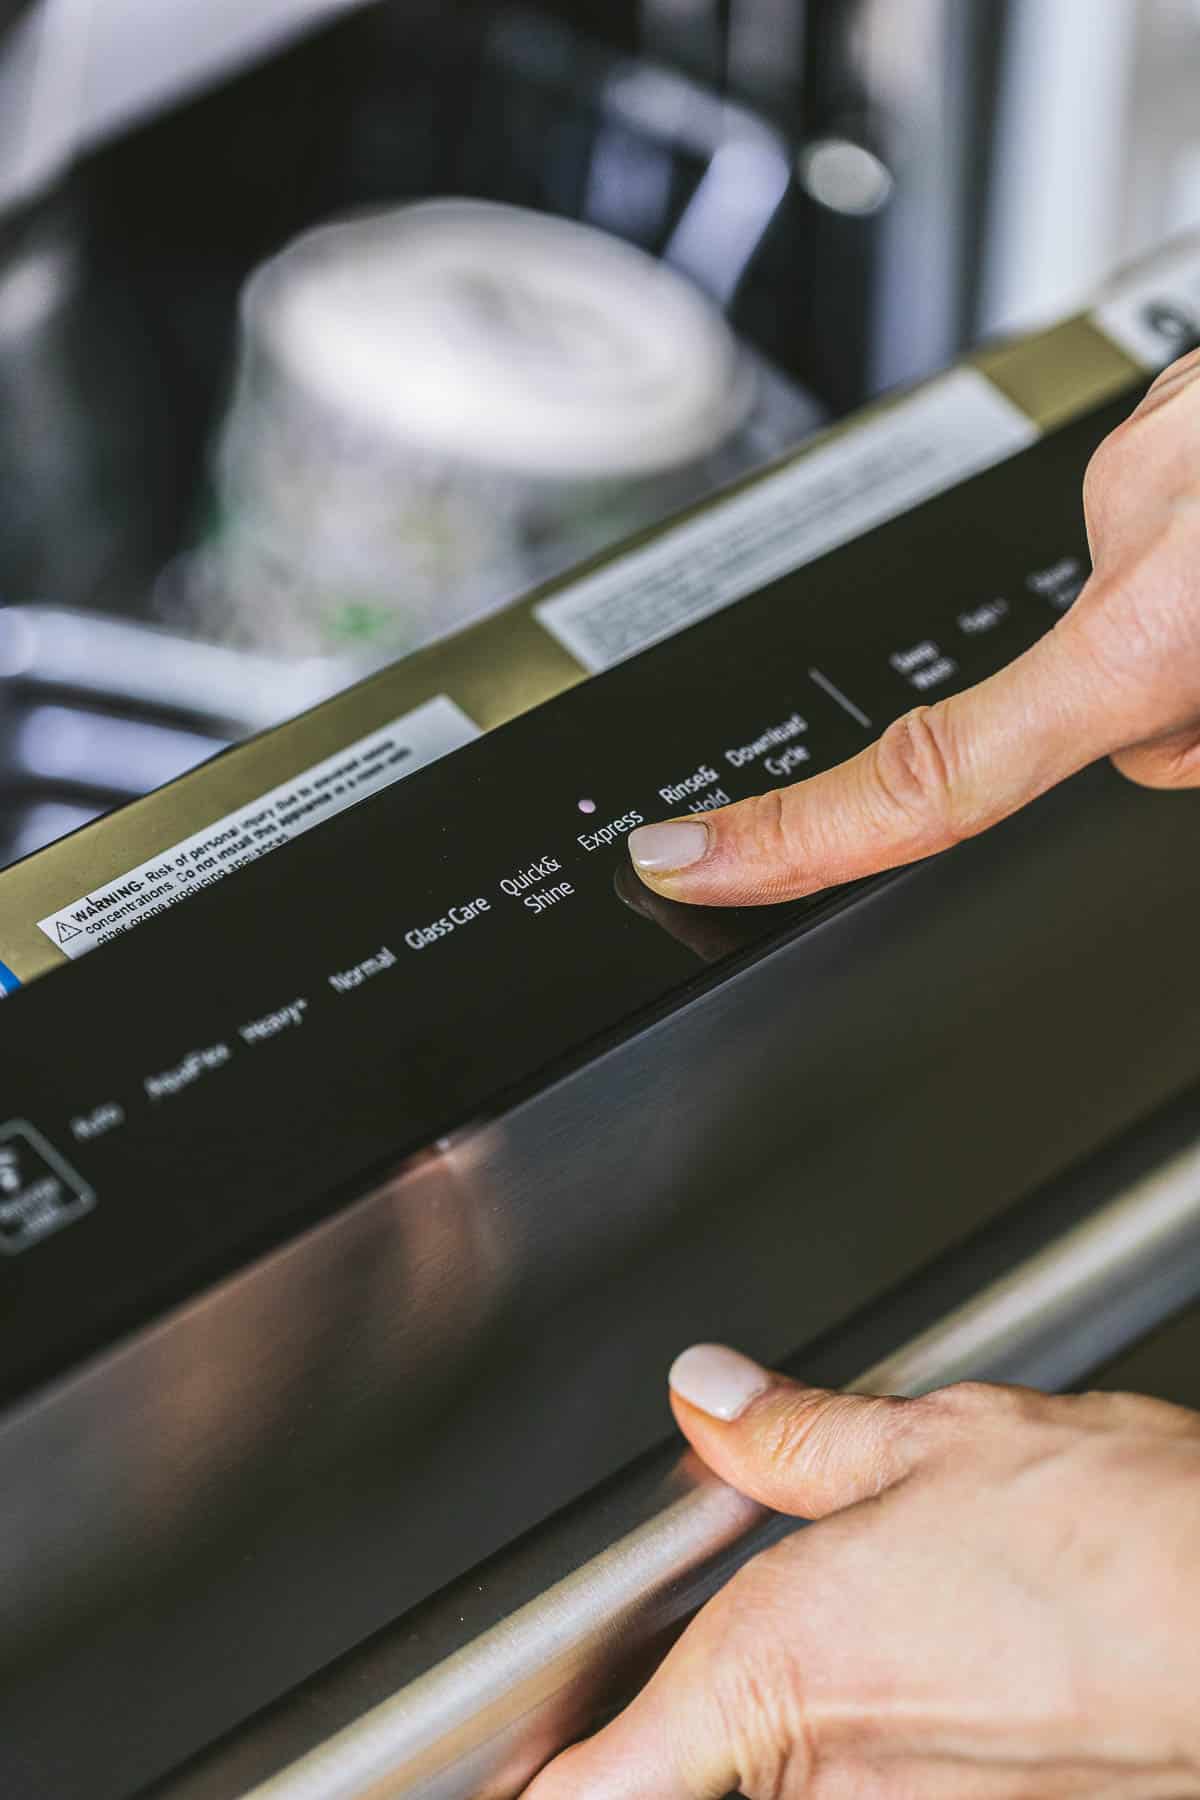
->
[[160, 1123, 1200, 1800]]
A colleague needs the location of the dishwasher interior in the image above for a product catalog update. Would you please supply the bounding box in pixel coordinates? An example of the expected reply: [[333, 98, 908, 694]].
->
[[0, 0, 1015, 867]]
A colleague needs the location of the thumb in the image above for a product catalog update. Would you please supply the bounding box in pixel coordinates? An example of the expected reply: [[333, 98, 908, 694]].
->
[[626, 617, 1125, 906], [667, 1345, 928, 1517], [523, 1353, 942, 1800]]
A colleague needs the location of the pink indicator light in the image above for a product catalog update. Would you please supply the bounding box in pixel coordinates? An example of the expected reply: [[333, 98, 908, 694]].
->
[[577, 797, 597, 814]]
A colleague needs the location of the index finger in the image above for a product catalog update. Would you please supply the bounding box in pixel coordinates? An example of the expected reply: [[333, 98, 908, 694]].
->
[[626, 608, 1128, 907]]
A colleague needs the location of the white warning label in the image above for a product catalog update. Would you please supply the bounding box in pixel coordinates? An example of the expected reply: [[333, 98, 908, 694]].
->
[[38, 695, 480, 961], [1092, 241, 1200, 370], [535, 370, 1037, 674]]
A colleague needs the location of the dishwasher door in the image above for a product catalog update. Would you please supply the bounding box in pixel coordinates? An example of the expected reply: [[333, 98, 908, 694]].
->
[[146, 1089, 1200, 1800]]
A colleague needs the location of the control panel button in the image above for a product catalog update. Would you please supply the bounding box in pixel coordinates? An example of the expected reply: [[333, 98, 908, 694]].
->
[[0, 1122, 96, 1254], [889, 640, 959, 691], [1026, 557, 1087, 611], [957, 598, 1010, 636]]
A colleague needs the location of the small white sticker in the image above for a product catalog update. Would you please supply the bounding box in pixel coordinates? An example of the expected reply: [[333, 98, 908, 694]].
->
[[0, 1121, 95, 1253], [1092, 242, 1200, 369], [38, 696, 480, 961], [535, 369, 1037, 674]]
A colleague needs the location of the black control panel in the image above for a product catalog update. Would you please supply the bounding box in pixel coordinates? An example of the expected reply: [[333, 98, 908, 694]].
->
[[0, 389, 1145, 1402]]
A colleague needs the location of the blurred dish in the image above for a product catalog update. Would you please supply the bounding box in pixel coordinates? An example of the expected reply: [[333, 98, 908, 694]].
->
[[170, 199, 821, 660]]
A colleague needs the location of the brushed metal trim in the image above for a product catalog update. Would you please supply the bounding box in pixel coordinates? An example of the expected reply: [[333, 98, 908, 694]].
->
[[243, 1135, 1200, 1800]]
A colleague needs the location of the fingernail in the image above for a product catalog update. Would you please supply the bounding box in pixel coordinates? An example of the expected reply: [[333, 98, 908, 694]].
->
[[628, 821, 710, 875], [669, 1344, 771, 1421]]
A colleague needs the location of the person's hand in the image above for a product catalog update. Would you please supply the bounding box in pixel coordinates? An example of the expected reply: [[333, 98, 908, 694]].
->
[[627, 349, 1200, 906], [524, 1351, 1200, 1799]]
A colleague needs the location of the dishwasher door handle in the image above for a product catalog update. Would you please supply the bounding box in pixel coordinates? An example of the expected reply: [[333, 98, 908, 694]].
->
[[243, 1134, 1200, 1800]]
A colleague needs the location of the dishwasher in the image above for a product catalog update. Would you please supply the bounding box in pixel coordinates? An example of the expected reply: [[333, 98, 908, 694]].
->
[[1, 239, 1200, 1800]]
